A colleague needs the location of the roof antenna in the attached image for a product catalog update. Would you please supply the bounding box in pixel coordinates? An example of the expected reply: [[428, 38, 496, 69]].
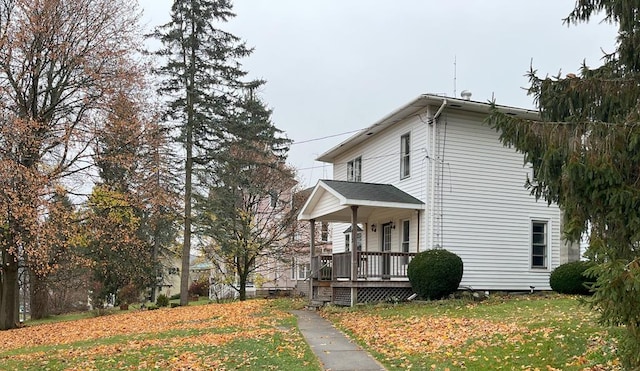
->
[[453, 55, 457, 98]]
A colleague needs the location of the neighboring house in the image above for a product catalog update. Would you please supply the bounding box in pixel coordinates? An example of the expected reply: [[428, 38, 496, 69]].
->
[[250, 187, 333, 298], [288, 188, 333, 298], [155, 252, 181, 299], [205, 182, 323, 300], [298, 94, 580, 306], [154, 254, 212, 300]]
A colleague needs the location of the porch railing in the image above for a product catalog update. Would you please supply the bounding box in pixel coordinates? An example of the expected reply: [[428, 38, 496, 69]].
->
[[323, 252, 417, 280], [310, 254, 333, 281]]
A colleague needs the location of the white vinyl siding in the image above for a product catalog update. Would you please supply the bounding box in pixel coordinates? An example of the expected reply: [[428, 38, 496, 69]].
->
[[327, 105, 561, 291], [438, 111, 560, 290], [330, 113, 429, 252]]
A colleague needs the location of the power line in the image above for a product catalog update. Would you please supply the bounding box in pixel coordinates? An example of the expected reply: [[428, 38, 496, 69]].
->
[[294, 147, 431, 172], [291, 129, 363, 145]]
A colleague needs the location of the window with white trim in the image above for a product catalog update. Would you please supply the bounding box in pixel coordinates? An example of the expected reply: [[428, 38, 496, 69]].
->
[[298, 263, 310, 280], [344, 226, 363, 252], [290, 259, 296, 279], [321, 222, 329, 242], [347, 156, 362, 182], [400, 133, 410, 179], [401, 220, 410, 253], [401, 219, 410, 264], [531, 221, 548, 269]]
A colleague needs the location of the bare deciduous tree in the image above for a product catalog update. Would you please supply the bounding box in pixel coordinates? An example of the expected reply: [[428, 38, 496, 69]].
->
[[0, 0, 144, 330]]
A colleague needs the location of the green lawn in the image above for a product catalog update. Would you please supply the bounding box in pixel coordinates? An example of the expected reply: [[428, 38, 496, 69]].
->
[[2, 295, 622, 370], [322, 294, 622, 370], [1, 298, 320, 371]]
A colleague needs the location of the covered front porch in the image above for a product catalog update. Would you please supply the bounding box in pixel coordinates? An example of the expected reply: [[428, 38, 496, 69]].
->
[[298, 180, 425, 306]]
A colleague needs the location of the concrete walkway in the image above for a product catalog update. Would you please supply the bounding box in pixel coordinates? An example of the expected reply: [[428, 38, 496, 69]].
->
[[292, 310, 386, 371]]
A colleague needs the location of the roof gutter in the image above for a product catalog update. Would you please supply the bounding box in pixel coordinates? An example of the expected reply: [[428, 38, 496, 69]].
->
[[433, 99, 447, 122]]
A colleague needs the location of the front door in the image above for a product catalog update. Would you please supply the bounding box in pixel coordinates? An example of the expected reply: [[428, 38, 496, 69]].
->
[[381, 223, 392, 278]]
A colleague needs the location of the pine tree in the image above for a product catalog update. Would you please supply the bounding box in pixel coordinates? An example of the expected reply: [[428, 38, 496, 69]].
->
[[197, 89, 294, 300], [486, 1, 640, 367], [151, 0, 253, 305], [135, 119, 181, 303]]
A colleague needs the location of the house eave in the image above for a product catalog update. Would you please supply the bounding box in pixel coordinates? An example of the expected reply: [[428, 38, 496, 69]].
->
[[316, 94, 539, 163]]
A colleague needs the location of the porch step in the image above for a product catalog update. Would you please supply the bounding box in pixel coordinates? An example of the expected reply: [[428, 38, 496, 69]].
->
[[305, 299, 330, 311]]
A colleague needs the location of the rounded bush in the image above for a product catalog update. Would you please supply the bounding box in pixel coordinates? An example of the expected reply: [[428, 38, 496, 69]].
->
[[408, 249, 463, 300], [549, 261, 595, 295], [156, 294, 169, 307]]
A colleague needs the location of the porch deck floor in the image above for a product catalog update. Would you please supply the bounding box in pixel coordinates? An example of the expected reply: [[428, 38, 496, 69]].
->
[[293, 310, 386, 371]]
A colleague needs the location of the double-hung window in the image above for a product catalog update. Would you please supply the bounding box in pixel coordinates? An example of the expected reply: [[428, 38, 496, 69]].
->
[[321, 222, 329, 242], [344, 226, 362, 252], [400, 133, 410, 179], [531, 221, 548, 269], [347, 157, 362, 182], [401, 220, 410, 264], [298, 263, 310, 280]]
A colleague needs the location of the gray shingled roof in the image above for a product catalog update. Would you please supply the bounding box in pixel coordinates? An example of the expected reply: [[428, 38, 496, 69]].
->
[[321, 180, 424, 205]]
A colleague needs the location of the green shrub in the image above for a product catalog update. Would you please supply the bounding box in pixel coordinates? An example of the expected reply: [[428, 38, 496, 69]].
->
[[156, 294, 169, 307], [169, 293, 180, 300], [549, 260, 595, 295], [408, 249, 463, 300]]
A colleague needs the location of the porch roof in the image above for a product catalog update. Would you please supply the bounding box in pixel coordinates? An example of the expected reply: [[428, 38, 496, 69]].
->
[[297, 180, 425, 222]]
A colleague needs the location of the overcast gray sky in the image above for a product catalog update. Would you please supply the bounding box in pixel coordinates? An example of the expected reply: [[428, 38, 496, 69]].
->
[[138, 1, 617, 188]]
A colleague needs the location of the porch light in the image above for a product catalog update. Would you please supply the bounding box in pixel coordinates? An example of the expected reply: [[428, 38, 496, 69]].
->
[[390, 222, 396, 229], [370, 224, 376, 232]]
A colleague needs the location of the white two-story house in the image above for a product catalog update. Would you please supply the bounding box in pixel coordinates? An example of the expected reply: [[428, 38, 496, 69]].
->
[[298, 94, 579, 306]]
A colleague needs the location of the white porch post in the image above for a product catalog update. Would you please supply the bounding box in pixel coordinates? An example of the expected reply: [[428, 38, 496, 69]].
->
[[350, 206, 358, 306], [309, 219, 315, 301]]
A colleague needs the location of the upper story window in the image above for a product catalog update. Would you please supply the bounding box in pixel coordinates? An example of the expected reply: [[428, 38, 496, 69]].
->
[[347, 156, 362, 182], [400, 133, 410, 179], [531, 221, 548, 269], [321, 222, 329, 242], [269, 190, 278, 207]]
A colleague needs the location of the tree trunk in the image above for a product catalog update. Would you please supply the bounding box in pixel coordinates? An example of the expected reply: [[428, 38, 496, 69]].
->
[[150, 221, 159, 304], [238, 274, 246, 301], [179, 4, 197, 308], [0, 256, 19, 330], [29, 271, 49, 320]]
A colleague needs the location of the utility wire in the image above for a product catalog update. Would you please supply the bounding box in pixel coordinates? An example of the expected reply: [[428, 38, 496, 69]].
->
[[291, 129, 363, 145]]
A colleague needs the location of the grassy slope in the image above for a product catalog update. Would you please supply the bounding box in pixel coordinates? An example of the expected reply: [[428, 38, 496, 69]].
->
[[2, 295, 622, 370], [323, 294, 621, 370], [1, 298, 320, 371]]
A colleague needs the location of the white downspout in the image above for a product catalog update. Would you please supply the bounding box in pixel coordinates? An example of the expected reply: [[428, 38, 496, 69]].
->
[[428, 99, 447, 250]]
